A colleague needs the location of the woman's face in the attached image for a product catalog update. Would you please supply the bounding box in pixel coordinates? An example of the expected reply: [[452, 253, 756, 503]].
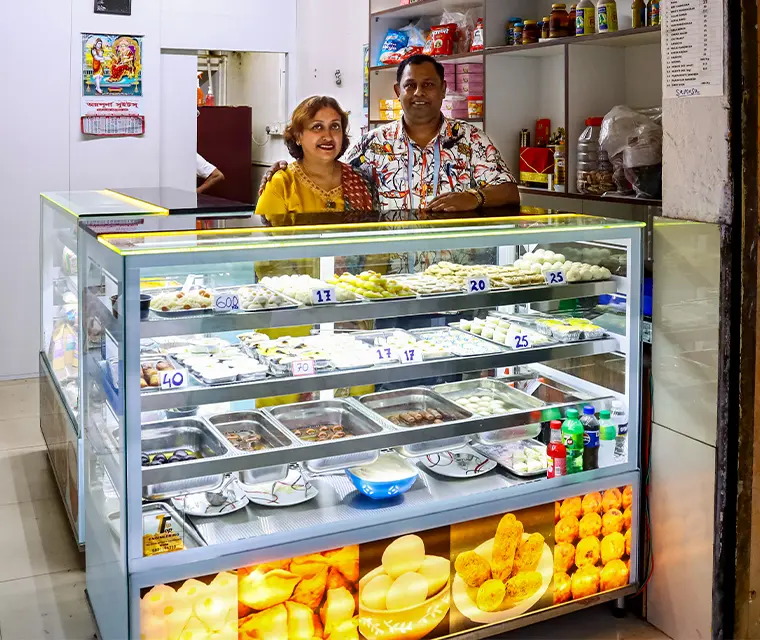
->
[[299, 107, 343, 162]]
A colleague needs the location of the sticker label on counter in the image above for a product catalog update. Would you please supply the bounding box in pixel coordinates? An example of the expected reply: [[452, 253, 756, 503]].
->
[[292, 360, 316, 377], [160, 369, 187, 390], [213, 293, 239, 312], [544, 269, 567, 286], [143, 514, 184, 556], [466, 276, 490, 294], [311, 286, 336, 305]]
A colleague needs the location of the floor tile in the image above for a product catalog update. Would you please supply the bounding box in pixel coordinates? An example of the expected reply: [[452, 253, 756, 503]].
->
[[510, 604, 670, 639], [0, 498, 82, 583], [0, 446, 57, 507], [0, 414, 46, 452], [0, 377, 41, 421], [0, 569, 96, 640]]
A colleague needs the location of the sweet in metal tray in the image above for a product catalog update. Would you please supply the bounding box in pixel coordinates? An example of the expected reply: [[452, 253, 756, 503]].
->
[[411, 326, 507, 356], [148, 287, 215, 317], [474, 439, 549, 477], [217, 284, 302, 313], [357, 387, 472, 456], [388, 273, 463, 297]]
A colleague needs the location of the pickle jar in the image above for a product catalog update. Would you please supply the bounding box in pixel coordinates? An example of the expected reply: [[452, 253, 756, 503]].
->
[[522, 20, 540, 44], [550, 4, 569, 38], [542, 17, 551, 39]]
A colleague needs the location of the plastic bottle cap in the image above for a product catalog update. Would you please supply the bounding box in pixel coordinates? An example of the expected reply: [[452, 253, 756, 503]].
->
[[565, 408, 579, 419], [600, 409, 611, 419], [583, 405, 595, 415], [586, 117, 604, 126], [550, 420, 562, 430]]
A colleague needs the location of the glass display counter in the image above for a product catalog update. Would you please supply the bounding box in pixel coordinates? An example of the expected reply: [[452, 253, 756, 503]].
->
[[39, 190, 253, 545], [79, 210, 643, 640]]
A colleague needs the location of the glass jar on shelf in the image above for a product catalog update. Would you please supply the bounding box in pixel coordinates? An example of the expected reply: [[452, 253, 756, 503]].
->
[[522, 20, 540, 44], [550, 3, 569, 38]]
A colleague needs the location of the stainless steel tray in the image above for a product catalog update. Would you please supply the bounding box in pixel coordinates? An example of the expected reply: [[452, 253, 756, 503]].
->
[[265, 399, 387, 472], [107, 502, 205, 549], [388, 274, 462, 297], [357, 387, 472, 456], [141, 418, 232, 499], [475, 439, 548, 477], [216, 283, 302, 313], [412, 326, 507, 356], [513, 377, 593, 403], [208, 410, 295, 484], [432, 378, 546, 444], [449, 321, 557, 350]]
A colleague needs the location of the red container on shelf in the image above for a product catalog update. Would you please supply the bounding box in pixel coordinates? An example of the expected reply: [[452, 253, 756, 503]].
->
[[535, 119, 551, 147]]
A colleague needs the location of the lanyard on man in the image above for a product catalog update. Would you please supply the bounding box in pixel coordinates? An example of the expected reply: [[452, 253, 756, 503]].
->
[[407, 137, 441, 210]]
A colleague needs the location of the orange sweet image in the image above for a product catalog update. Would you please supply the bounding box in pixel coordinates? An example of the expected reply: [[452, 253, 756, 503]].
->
[[578, 512, 602, 539], [554, 516, 580, 544], [581, 492, 602, 515], [559, 496, 582, 520], [602, 509, 624, 536], [602, 488, 622, 513], [575, 537, 600, 568]]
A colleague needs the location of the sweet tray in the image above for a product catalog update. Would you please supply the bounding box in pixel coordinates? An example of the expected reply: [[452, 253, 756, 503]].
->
[[410, 326, 506, 356], [217, 283, 302, 313], [475, 439, 549, 477]]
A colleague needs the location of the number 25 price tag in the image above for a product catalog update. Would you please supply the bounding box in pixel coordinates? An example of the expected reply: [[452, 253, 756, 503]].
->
[[160, 369, 187, 390], [292, 360, 316, 377], [311, 286, 336, 305], [466, 276, 491, 294], [506, 328, 532, 351], [544, 270, 567, 286], [399, 347, 422, 364]]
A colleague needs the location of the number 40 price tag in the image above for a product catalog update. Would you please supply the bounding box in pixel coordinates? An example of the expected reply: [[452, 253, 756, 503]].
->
[[160, 369, 187, 390]]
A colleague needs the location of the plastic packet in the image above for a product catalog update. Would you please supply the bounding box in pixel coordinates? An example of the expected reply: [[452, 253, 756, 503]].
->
[[424, 23, 456, 56], [441, 9, 478, 53], [378, 29, 408, 65]]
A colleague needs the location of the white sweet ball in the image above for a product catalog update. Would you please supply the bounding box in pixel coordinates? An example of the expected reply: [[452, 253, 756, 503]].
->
[[534, 249, 546, 258], [600, 267, 611, 279], [543, 251, 556, 262], [531, 264, 543, 274], [553, 253, 565, 263], [541, 262, 553, 273], [552, 261, 565, 270], [523, 252, 535, 262], [580, 268, 593, 281], [514, 259, 526, 270]]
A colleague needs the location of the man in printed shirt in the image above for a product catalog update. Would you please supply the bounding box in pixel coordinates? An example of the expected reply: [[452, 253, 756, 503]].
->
[[344, 54, 519, 214]]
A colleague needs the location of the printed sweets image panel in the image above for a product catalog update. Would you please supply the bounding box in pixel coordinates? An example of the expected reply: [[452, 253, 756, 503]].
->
[[449, 503, 555, 634], [238, 546, 360, 640], [359, 528, 451, 640], [553, 485, 634, 606], [139, 572, 238, 639]]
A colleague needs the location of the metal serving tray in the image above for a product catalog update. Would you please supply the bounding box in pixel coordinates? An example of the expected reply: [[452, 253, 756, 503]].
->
[[208, 410, 295, 484], [107, 502, 205, 549], [357, 387, 472, 456], [476, 439, 548, 478], [217, 283, 302, 313], [412, 326, 507, 356], [513, 377, 593, 403], [433, 378, 545, 444], [265, 399, 388, 473], [141, 418, 232, 499], [388, 273, 462, 297], [350, 328, 417, 363]]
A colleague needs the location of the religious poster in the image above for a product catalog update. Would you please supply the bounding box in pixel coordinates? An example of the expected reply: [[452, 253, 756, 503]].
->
[[81, 33, 144, 136]]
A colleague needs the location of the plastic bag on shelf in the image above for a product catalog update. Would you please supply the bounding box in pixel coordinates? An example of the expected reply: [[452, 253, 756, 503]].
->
[[378, 29, 408, 65], [600, 105, 663, 198], [441, 8, 479, 54]]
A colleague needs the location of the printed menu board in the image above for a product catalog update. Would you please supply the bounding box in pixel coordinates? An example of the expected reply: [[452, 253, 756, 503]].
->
[[139, 484, 634, 639], [664, 0, 724, 98]]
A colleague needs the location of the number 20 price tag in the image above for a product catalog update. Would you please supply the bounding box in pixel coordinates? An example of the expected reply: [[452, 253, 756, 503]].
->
[[311, 286, 336, 305], [466, 276, 491, 294], [160, 369, 187, 390], [292, 360, 316, 377], [544, 270, 567, 286]]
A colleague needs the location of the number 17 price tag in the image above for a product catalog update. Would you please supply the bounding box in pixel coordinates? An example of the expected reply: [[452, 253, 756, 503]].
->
[[399, 347, 423, 364], [311, 286, 336, 305]]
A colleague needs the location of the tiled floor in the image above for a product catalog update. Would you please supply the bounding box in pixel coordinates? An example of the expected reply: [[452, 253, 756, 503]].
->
[[0, 377, 671, 640]]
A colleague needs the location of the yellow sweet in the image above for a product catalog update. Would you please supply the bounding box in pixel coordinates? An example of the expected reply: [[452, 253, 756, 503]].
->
[[417, 555, 450, 597], [382, 535, 426, 578], [386, 572, 428, 610], [360, 573, 393, 610]]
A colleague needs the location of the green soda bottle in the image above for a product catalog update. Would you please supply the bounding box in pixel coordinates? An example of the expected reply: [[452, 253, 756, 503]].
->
[[562, 408, 584, 474]]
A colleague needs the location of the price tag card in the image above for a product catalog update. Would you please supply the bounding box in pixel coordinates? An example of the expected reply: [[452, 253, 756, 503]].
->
[[466, 275, 491, 294], [213, 293, 240, 312], [160, 369, 187, 390], [399, 346, 423, 364], [311, 286, 336, 305], [544, 269, 567, 286], [374, 346, 395, 363], [292, 360, 316, 377], [506, 327, 532, 351]]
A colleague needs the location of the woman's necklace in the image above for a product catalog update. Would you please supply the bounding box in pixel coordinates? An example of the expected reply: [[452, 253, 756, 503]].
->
[[299, 162, 341, 209]]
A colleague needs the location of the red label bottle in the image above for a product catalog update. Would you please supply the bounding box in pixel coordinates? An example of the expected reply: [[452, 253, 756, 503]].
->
[[547, 419, 567, 478]]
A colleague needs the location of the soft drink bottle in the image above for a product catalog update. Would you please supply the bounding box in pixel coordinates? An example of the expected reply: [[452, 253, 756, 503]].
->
[[562, 409, 584, 474], [599, 409, 617, 468], [547, 420, 567, 478], [580, 405, 600, 470], [611, 400, 629, 461]]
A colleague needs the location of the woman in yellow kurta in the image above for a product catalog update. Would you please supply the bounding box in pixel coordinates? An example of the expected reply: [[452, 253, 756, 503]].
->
[[254, 96, 377, 405]]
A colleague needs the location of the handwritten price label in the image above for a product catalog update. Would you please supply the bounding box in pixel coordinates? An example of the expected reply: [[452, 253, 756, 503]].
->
[[506, 328, 532, 351], [544, 270, 567, 286], [291, 360, 316, 377], [213, 294, 240, 312], [466, 276, 491, 294], [311, 286, 336, 305], [374, 347, 395, 363], [399, 347, 423, 364], [160, 369, 187, 390]]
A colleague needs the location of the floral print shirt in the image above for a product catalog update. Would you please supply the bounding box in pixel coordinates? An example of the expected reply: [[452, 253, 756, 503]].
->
[[344, 117, 516, 214]]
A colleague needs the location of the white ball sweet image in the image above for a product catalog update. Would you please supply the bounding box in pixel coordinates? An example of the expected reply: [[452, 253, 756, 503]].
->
[[382, 534, 426, 578]]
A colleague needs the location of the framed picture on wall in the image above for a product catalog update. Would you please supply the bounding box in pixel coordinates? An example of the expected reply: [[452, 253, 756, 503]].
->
[[94, 0, 131, 15]]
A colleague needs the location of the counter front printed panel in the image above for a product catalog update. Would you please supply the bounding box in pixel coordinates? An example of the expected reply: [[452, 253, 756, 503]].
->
[[78, 210, 643, 639]]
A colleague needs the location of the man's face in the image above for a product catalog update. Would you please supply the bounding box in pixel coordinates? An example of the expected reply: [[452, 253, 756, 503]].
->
[[395, 62, 446, 125]]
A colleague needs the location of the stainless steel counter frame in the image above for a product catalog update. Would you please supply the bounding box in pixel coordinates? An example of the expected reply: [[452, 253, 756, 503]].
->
[[79, 215, 644, 640]]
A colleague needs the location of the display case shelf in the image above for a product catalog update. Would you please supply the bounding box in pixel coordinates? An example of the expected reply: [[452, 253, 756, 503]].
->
[[371, 0, 484, 19], [519, 186, 663, 208], [139, 336, 619, 412], [142, 384, 615, 485], [139, 280, 618, 338]]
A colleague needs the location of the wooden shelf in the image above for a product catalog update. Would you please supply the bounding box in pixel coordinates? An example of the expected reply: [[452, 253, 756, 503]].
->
[[369, 117, 483, 124], [371, 0, 483, 19], [518, 186, 662, 207], [487, 26, 661, 57], [370, 51, 484, 73]]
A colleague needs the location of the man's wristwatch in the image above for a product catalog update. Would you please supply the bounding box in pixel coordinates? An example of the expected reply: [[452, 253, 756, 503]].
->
[[467, 188, 486, 209]]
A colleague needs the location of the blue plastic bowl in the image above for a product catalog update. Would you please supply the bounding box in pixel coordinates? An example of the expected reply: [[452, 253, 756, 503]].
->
[[345, 454, 419, 500]]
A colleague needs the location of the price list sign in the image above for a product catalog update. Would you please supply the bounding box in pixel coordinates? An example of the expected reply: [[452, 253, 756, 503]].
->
[[664, 0, 724, 98]]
